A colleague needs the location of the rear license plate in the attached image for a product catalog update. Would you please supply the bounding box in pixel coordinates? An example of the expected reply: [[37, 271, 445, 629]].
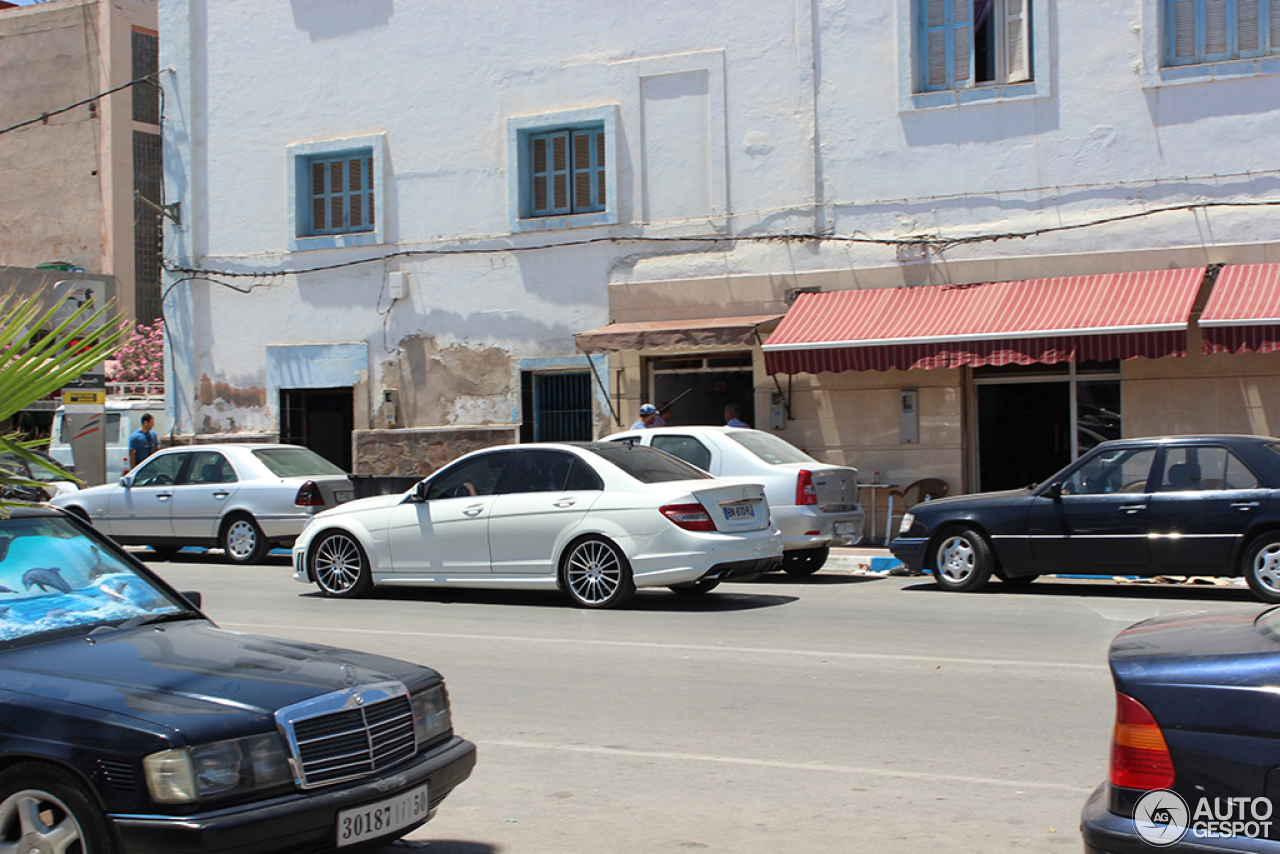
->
[[723, 503, 756, 520], [335, 490, 354, 503], [336, 784, 428, 847], [833, 521, 858, 543]]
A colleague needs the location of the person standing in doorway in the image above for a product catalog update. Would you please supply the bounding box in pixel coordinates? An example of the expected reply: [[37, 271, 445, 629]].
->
[[724, 403, 750, 428], [631, 403, 661, 430], [129, 413, 158, 468]]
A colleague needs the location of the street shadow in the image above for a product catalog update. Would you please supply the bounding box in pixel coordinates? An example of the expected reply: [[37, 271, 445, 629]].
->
[[899, 577, 1260, 603], [742, 572, 885, 586], [137, 549, 293, 567], [382, 841, 496, 854], [303, 585, 797, 612]]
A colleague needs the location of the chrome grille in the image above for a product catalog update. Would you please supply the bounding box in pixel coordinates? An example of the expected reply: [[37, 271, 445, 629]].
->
[[277, 682, 417, 789]]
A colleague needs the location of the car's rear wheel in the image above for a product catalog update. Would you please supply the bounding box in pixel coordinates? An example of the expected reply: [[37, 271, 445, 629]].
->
[[0, 762, 116, 854], [560, 536, 635, 609], [1243, 532, 1280, 603], [312, 531, 374, 598], [220, 514, 267, 564], [669, 578, 721, 595], [932, 527, 994, 592], [782, 546, 830, 576]]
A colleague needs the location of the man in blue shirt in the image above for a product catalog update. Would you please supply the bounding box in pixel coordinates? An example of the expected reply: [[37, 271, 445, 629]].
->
[[128, 413, 158, 468], [724, 403, 750, 428], [630, 403, 662, 430]]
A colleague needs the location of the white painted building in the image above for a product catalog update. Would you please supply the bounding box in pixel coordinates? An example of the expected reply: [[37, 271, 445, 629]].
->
[[161, 0, 1280, 514]]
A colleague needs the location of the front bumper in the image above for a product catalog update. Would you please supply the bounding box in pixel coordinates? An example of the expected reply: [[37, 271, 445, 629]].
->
[[111, 735, 476, 854], [888, 537, 928, 573], [1082, 784, 1280, 854]]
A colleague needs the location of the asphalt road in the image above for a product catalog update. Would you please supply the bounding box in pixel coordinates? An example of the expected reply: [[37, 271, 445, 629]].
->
[[145, 551, 1263, 854]]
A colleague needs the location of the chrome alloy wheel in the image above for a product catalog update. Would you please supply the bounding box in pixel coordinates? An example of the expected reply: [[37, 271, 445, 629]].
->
[[314, 532, 365, 594], [564, 539, 624, 606], [224, 519, 260, 561], [1251, 540, 1280, 596], [936, 534, 977, 583], [0, 787, 85, 854]]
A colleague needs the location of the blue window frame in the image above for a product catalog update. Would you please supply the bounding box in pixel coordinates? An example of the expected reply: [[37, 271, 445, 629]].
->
[[919, 0, 1031, 92], [529, 128, 605, 217], [1164, 0, 1280, 65], [306, 151, 374, 235]]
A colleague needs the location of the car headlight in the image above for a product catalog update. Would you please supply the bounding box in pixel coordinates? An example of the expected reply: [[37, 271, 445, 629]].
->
[[411, 684, 452, 747], [898, 512, 915, 535], [144, 732, 293, 803]]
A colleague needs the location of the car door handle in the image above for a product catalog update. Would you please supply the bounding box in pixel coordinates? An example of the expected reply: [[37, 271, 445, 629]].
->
[[156, 492, 173, 501], [1120, 504, 1147, 514], [212, 491, 230, 499], [1232, 501, 1261, 510], [463, 504, 485, 516], [554, 498, 577, 507]]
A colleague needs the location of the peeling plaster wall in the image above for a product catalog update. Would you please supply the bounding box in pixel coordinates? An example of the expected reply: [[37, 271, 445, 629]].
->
[[382, 335, 514, 428]]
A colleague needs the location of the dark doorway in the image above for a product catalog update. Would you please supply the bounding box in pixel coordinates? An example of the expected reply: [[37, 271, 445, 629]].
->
[[520, 372, 592, 442], [279, 387, 354, 470], [977, 382, 1071, 492], [650, 353, 755, 428]]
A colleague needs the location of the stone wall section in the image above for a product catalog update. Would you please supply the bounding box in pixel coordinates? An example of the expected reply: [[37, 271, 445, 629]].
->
[[354, 427, 516, 476]]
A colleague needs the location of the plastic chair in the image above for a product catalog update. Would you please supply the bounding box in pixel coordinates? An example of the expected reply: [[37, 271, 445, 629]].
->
[[885, 478, 950, 542]]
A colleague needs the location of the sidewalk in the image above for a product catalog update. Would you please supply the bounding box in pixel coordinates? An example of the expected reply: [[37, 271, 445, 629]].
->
[[826, 543, 905, 575]]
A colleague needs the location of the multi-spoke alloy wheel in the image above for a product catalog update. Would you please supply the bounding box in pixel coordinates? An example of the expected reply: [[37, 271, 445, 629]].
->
[[221, 515, 267, 564], [312, 531, 373, 598], [561, 537, 634, 608]]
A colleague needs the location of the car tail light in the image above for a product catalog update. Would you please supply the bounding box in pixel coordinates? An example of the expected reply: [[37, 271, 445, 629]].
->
[[796, 470, 817, 506], [660, 503, 716, 531], [1110, 691, 1175, 790], [294, 481, 326, 507]]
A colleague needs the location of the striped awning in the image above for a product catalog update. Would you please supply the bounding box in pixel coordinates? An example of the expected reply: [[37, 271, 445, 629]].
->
[[575, 314, 782, 354], [762, 269, 1206, 374], [1201, 264, 1280, 355]]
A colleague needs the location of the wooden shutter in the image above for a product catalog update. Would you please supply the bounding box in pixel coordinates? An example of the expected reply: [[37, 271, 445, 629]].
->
[[311, 161, 327, 232], [923, 0, 971, 90], [1005, 0, 1031, 81], [367, 158, 375, 227], [1272, 0, 1280, 51], [348, 155, 364, 227], [954, 0, 972, 84], [1172, 0, 1197, 61], [328, 161, 345, 230], [595, 131, 606, 207], [1206, 0, 1229, 55], [572, 130, 594, 210], [1239, 0, 1261, 51]]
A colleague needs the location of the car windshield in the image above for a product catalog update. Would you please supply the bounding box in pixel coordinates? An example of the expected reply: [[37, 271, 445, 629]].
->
[[726, 430, 816, 465], [252, 447, 347, 477], [0, 515, 187, 646], [582, 443, 713, 483]]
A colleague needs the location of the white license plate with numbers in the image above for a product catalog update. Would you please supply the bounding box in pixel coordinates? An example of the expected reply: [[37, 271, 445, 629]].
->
[[833, 521, 858, 543], [336, 784, 428, 847], [335, 490, 354, 503], [722, 503, 756, 520]]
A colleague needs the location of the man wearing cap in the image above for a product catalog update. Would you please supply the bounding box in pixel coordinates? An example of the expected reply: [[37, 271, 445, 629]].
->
[[630, 403, 663, 430]]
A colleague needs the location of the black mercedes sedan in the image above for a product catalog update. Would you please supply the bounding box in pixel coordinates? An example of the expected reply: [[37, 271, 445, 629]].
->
[[1082, 607, 1280, 853], [890, 435, 1280, 602], [0, 506, 474, 854]]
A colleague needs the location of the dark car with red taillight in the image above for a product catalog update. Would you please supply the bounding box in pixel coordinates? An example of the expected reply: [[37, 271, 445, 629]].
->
[[1082, 607, 1280, 852]]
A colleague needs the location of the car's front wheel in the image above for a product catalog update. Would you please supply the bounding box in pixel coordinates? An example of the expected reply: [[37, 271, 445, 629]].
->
[[932, 527, 995, 592], [0, 762, 116, 854], [560, 536, 635, 609], [782, 546, 830, 576], [1243, 532, 1280, 603], [220, 514, 268, 564], [312, 531, 374, 598]]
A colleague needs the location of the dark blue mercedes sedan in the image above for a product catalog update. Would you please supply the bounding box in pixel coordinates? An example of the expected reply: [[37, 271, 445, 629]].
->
[[0, 506, 474, 854], [1082, 607, 1280, 853], [891, 435, 1280, 603]]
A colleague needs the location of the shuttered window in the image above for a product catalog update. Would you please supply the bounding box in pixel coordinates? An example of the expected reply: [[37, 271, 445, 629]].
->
[[529, 127, 606, 217], [306, 152, 375, 235], [920, 0, 1032, 92], [1167, 0, 1280, 64]]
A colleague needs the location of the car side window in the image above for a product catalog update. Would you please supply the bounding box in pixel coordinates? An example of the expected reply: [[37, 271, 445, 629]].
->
[[426, 453, 510, 499], [185, 452, 237, 485], [505, 451, 574, 494], [131, 453, 186, 487], [1060, 448, 1156, 496], [1158, 447, 1260, 492], [650, 435, 713, 471], [563, 457, 603, 491]]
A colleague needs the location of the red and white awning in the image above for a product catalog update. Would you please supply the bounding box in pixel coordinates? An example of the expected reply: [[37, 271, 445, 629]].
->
[[1201, 264, 1280, 355], [763, 269, 1206, 374]]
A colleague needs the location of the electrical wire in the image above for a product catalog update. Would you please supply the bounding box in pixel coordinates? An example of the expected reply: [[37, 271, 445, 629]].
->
[[0, 75, 157, 137]]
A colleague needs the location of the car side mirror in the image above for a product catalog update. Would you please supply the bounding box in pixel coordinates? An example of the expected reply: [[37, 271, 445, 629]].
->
[[413, 481, 429, 502], [119, 475, 132, 488], [1042, 481, 1063, 500], [179, 590, 202, 609]]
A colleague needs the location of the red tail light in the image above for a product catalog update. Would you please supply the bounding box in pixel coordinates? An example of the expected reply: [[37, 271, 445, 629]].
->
[[294, 480, 326, 507], [1110, 691, 1175, 790], [660, 503, 716, 531], [796, 470, 817, 506]]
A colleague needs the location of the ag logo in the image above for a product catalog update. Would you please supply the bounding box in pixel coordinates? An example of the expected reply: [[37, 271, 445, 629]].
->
[[1134, 789, 1189, 846]]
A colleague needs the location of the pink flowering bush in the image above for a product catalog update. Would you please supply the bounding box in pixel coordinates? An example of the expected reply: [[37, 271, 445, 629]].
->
[[111, 319, 164, 385]]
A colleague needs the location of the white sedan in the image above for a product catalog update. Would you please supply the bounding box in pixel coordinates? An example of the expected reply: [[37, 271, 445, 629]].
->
[[51, 443, 354, 563], [603, 426, 863, 575], [291, 442, 783, 608]]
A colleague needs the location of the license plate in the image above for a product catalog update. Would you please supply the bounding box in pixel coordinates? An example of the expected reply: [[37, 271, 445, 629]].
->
[[833, 522, 858, 543], [336, 784, 429, 847], [334, 490, 354, 503], [723, 503, 756, 520]]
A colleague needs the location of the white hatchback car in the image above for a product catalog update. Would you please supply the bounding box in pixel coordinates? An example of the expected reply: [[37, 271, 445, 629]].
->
[[292, 442, 783, 608], [604, 426, 863, 575], [51, 443, 353, 563]]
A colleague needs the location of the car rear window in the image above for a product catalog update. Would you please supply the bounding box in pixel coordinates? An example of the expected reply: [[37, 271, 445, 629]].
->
[[0, 516, 185, 645], [582, 444, 712, 483], [253, 447, 347, 477], [726, 431, 815, 465]]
